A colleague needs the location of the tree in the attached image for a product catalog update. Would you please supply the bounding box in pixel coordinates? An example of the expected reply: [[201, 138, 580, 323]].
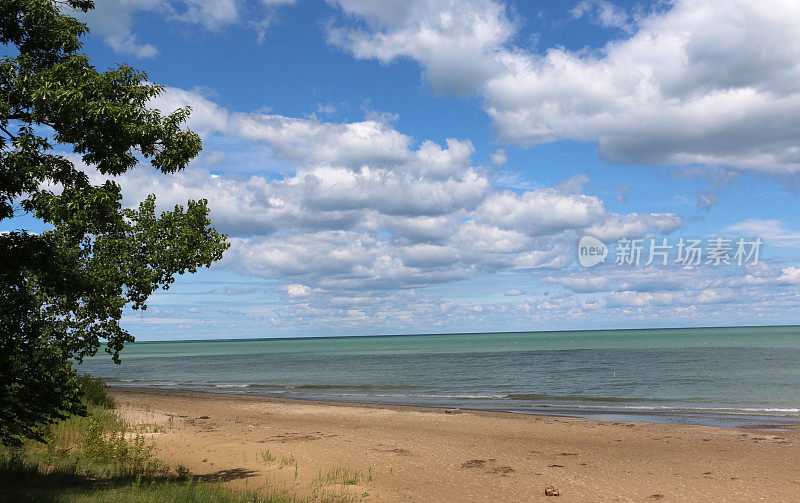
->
[[0, 0, 229, 446]]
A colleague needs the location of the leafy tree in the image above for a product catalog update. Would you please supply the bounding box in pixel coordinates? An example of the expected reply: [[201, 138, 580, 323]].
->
[[0, 0, 229, 446]]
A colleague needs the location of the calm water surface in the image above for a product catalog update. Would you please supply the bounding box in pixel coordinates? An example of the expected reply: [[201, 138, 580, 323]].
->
[[80, 326, 800, 427]]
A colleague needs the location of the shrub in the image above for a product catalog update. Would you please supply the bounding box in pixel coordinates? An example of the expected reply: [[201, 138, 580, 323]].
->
[[78, 375, 116, 409]]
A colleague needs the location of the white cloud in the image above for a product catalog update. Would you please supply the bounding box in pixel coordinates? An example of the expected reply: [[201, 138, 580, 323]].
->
[[176, 0, 239, 31], [231, 115, 413, 167], [152, 87, 477, 177], [584, 213, 682, 242], [514, 260, 800, 330], [570, 0, 632, 31], [326, 0, 515, 95], [777, 267, 800, 285], [329, 0, 800, 175], [474, 189, 605, 236], [546, 275, 610, 293], [606, 291, 685, 307], [556, 174, 589, 194], [485, 0, 800, 174], [490, 148, 508, 167], [548, 267, 708, 294], [150, 87, 231, 136], [71, 0, 295, 57], [286, 284, 311, 297], [93, 87, 684, 295], [726, 219, 800, 247], [72, 0, 162, 58]]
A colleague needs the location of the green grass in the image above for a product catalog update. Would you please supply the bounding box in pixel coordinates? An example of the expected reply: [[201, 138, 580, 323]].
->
[[261, 450, 297, 470], [0, 459, 288, 503], [279, 455, 297, 469], [0, 376, 357, 503], [312, 465, 371, 487], [261, 449, 276, 464]]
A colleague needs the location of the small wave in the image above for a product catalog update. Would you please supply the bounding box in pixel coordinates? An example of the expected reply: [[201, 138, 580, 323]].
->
[[527, 404, 800, 415], [404, 393, 507, 400], [297, 392, 507, 400], [291, 384, 414, 391], [505, 394, 670, 403], [293, 384, 377, 390], [212, 384, 251, 388], [736, 407, 800, 413]]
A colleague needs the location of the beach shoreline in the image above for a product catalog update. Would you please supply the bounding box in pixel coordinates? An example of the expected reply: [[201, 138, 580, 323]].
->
[[82, 326, 800, 433], [107, 385, 800, 430], [109, 386, 800, 502]]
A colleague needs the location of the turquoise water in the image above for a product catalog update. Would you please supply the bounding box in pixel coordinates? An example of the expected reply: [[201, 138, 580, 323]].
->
[[80, 326, 800, 427]]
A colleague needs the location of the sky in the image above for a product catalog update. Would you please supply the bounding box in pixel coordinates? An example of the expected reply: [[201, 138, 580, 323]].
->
[[5, 0, 800, 339]]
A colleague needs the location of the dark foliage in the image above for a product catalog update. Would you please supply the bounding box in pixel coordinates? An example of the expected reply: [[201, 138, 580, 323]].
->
[[0, 0, 229, 446]]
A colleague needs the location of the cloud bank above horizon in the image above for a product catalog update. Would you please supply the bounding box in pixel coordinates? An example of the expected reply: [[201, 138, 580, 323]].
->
[[16, 0, 800, 338]]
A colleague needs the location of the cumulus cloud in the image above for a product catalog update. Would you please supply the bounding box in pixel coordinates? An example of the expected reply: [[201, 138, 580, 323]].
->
[[329, 0, 800, 175], [116, 164, 490, 237], [86, 87, 683, 294], [71, 0, 295, 57], [286, 284, 312, 297], [777, 267, 800, 285], [71, 0, 163, 58], [485, 0, 800, 174], [26, 2, 800, 335], [326, 0, 515, 95], [546, 275, 610, 293], [474, 189, 605, 235], [548, 267, 709, 295], [532, 261, 800, 327], [151, 87, 477, 177], [584, 213, 682, 242], [175, 0, 240, 30]]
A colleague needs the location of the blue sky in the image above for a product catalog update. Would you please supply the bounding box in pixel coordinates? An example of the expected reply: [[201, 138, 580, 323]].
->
[[5, 0, 800, 339]]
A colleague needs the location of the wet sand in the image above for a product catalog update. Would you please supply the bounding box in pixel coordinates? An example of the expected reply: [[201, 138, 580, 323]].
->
[[111, 387, 800, 502]]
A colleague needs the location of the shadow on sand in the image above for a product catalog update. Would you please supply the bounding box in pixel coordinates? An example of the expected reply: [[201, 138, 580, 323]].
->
[[0, 460, 260, 502]]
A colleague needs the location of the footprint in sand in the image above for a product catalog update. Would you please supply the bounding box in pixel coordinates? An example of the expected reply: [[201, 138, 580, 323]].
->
[[489, 466, 515, 476], [461, 459, 516, 476], [461, 459, 486, 469], [384, 448, 410, 454], [268, 432, 335, 443]]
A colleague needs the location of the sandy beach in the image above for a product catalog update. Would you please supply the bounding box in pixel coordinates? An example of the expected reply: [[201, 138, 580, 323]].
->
[[110, 387, 799, 502]]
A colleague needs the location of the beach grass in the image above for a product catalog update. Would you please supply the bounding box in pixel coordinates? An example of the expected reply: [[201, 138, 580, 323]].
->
[[0, 376, 352, 503], [279, 454, 296, 468], [261, 449, 277, 464], [313, 465, 371, 487]]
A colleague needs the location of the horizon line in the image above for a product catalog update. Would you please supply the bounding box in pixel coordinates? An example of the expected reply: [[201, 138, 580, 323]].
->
[[129, 323, 800, 344]]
